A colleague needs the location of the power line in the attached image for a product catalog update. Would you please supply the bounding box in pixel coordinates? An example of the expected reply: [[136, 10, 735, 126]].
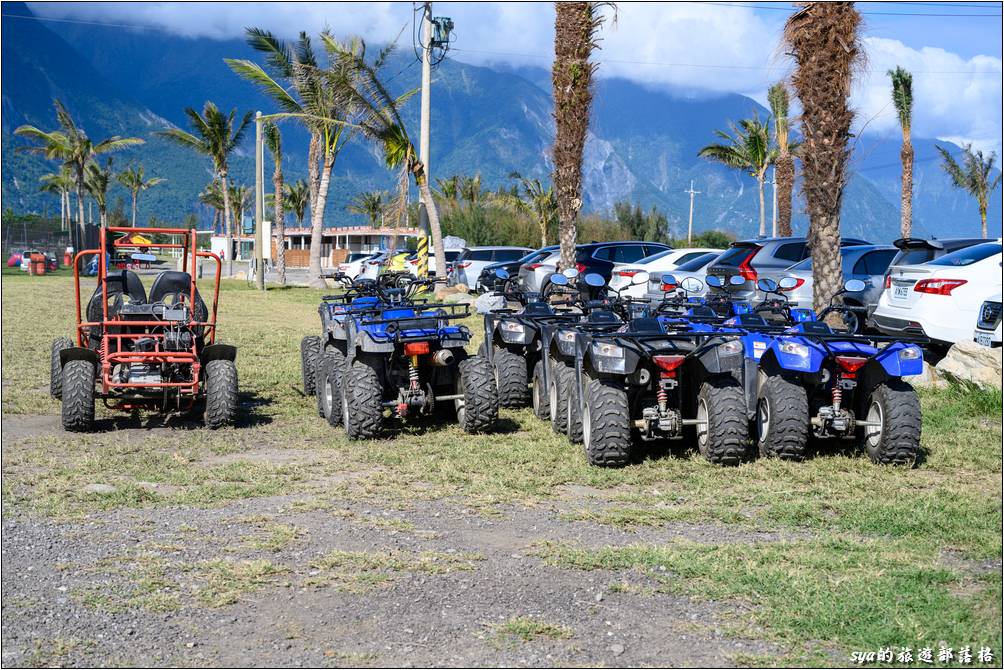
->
[[688, 1, 1002, 16]]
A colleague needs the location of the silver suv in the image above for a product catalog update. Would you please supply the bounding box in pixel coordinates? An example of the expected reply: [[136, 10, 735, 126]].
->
[[452, 246, 533, 290]]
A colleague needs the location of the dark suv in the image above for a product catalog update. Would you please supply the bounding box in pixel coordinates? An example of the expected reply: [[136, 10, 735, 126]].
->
[[706, 236, 871, 301], [518, 241, 671, 293]]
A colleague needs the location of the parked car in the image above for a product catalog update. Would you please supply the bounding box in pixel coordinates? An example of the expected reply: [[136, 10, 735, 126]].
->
[[705, 236, 871, 302], [974, 292, 1003, 348], [406, 248, 463, 278], [478, 246, 558, 293], [644, 251, 723, 305], [887, 237, 985, 273], [518, 241, 671, 293], [609, 247, 723, 298], [757, 244, 897, 310], [353, 250, 390, 281], [337, 252, 382, 280], [872, 241, 1003, 345], [451, 246, 533, 290]]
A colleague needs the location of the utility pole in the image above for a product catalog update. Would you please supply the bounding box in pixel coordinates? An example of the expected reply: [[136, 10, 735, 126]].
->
[[254, 111, 265, 291], [416, 2, 433, 279], [685, 180, 700, 245], [770, 165, 778, 237]]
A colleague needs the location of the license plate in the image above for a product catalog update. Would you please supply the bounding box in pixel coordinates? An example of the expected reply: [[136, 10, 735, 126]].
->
[[893, 285, 910, 301], [975, 330, 994, 347]]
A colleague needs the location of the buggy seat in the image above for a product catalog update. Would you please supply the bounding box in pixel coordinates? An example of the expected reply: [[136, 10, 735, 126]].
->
[[85, 270, 147, 349], [149, 271, 209, 337]]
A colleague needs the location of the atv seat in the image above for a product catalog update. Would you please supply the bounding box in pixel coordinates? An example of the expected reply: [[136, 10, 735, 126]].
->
[[626, 317, 664, 333], [85, 270, 148, 349], [586, 310, 620, 324], [149, 271, 209, 337]]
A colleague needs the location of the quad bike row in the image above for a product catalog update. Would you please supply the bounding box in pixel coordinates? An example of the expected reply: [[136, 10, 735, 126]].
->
[[481, 267, 926, 468], [48, 226, 238, 432]]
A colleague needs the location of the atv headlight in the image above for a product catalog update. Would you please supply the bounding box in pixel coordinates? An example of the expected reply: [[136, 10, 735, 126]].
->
[[591, 342, 626, 374], [779, 341, 809, 357], [899, 346, 922, 360], [557, 329, 576, 355], [500, 320, 528, 343]]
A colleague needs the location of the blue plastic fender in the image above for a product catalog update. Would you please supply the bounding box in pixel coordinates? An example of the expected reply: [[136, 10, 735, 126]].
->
[[874, 342, 924, 377]]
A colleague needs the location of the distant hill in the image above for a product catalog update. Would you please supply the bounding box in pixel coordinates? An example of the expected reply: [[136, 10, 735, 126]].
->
[[2, 2, 1000, 240]]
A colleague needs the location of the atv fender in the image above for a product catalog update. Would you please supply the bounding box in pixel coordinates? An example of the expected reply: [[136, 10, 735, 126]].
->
[[202, 343, 237, 363], [59, 346, 99, 368], [766, 337, 824, 373]]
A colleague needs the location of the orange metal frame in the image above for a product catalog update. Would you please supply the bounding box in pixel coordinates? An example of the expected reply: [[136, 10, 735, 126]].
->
[[72, 227, 222, 404]]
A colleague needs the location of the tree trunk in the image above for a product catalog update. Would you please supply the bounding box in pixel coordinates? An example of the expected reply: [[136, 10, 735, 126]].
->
[[221, 171, 233, 276], [539, 218, 548, 249], [308, 152, 334, 289], [273, 164, 286, 286], [418, 175, 447, 298], [307, 134, 321, 223], [776, 152, 794, 236], [757, 173, 766, 237], [131, 190, 138, 227], [76, 178, 87, 269], [900, 139, 914, 238], [809, 213, 843, 322], [980, 203, 988, 239]]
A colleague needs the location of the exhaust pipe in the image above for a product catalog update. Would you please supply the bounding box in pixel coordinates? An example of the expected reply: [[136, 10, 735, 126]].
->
[[431, 349, 454, 367]]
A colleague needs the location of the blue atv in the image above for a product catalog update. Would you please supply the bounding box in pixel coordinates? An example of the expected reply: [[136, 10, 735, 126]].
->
[[309, 274, 499, 438]]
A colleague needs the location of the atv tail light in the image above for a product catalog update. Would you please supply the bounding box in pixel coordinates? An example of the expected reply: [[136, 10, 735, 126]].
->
[[403, 341, 431, 356], [779, 278, 805, 291], [738, 247, 760, 282], [835, 355, 868, 375], [914, 278, 967, 295], [652, 354, 686, 374]]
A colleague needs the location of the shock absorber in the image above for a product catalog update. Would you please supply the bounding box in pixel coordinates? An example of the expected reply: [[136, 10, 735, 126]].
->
[[656, 383, 668, 412], [832, 385, 842, 411], [408, 355, 420, 390]]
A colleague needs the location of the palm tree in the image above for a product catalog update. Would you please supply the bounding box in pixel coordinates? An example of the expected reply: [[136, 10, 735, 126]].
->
[[459, 174, 483, 208], [39, 167, 75, 231], [490, 171, 558, 247], [768, 82, 795, 237], [435, 176, 460, 210], [116, 164, 165, 227], [264, 122, 286, 285], [158, 101, 251, 274], [348, 191, 385, 227], [888, 67, 915, 239], [84, 158, 114, 226], [784, 2, 863, 315], [15, 99, 143, 261], [228, 29, 358, 288], [552, 2, 611, 270], [229, 183, 251, 233], [199, 180, 225, 234], [698, 116, 777, 237], [285, 179, 310, 227], [936, 144, 1002, 239]]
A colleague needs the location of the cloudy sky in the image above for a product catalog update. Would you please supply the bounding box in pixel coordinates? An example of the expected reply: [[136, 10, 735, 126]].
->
[[28, 1, 1004, 153]]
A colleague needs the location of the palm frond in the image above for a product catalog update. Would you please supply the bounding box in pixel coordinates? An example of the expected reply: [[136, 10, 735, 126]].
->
[[225, 59, 303, 114]]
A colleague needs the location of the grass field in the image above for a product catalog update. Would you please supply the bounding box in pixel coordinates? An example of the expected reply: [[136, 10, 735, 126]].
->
[[2, 269, 1001, 666]]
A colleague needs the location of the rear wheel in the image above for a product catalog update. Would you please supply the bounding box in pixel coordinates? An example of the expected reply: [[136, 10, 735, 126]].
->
[[50, 337, 73, 398], [61, 359, 95, 432], [583, 377, 632, 467], [696, 376, 750, 466], [531, 360, 550, 420], [494, 345, 529, 408], [204, 359, 238, 428], [566, 368, 584, 445], [343, 360, 383, 440], [456, 355, 498, 433], [757, 373, 809, 460], [317, 349, 346, 427], [862, 380, 921, 466], [300, 336, 320, 395], [549, 362, 573, 435]]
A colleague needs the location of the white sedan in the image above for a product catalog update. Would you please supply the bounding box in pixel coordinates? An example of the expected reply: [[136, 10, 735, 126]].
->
[[337, 252, 384, 280], [609, 247, 723, 299], [872, 241, 1003, 345]]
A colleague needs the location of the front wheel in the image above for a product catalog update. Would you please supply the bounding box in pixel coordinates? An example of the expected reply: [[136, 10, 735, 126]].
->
[[50, 337, 73, 398], [456, 355, 499, 433], [582, 377, 632, 467], [300, 336, 320, 395], [531, 360, 550, 421], [696, 376, 750, 466], [342, 360, 383, 440], [756, 373, 809, 461], [549, 363, 573, 435], [204, 359, 238, 428], [61, 359, 95, 432], [494, 345, 529, 408], [317, 349, 346, 428], [861, 380, 921, 466]]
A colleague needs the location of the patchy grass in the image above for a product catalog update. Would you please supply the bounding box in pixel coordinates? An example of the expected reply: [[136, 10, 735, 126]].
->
[[490, 616, 574, 642], [192, 559, 288, 607], [306, 549, 482, 591], [537, 538, 1002, 661]]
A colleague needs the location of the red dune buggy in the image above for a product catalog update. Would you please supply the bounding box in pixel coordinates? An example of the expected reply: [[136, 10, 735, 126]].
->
[[50, 226, 238, 431]]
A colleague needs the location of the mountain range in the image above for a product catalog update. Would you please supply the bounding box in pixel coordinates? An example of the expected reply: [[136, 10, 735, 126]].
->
[[2, 2, 1000, 241]]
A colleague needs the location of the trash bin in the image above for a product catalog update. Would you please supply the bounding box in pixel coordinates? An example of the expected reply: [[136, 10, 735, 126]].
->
[[29, 253, 46, 276]]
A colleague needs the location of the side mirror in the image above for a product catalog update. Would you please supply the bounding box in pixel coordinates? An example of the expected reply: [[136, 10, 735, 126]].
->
[[562, 268, 579, 279], [729, 275, 746, 286], [778, 276, 799, 291], [583, 273, 605, 288], [757, 278, 779, 293], [549, 272, 569, 287], [681, 277, 704, 293], [630, 270, 650, 286], [844, 278, 866, 293], [706, 275, 723, 288], [494, 268, 510, 280]]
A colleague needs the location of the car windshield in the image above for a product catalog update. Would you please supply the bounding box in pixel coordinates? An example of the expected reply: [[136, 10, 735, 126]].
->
[[675, 252, 718, 272], [927, 242, 1002, 267], [714, 245, 759, 266]]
